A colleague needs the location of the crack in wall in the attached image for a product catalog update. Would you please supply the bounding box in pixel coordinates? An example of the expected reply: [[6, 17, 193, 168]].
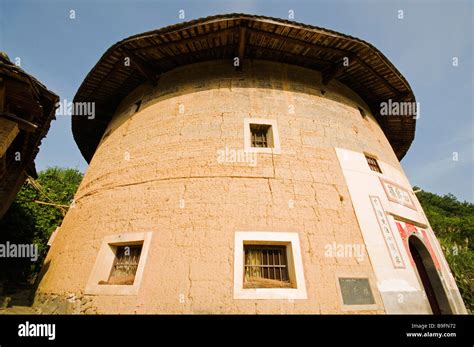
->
[[219, 112, 224, 139], [187, 263, 192, 307], [75, 174, 274, 202], [270, 151, 276, 178]]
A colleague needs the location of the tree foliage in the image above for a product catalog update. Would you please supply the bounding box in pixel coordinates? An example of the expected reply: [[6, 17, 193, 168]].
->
[[0, 167, 83, 283], [415, 187, 474, 313]]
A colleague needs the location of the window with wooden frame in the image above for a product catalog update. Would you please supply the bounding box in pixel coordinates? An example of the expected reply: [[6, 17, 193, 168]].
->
[[244, 245, 292, 288], [244, 118, 281, 155], [250, 123, 273, 148], [86, 232, 152, 296], [234, 232, 306, 299], [365, 155, 382, 173], [99, 244, 143, 285]]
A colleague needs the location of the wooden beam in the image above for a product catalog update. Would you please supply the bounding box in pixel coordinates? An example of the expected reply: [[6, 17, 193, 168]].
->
[[353, 56, 401, 96], [148, 43, 236, 70], [247, 44, 332, 67], [0, 168, 27, 219], [103, 68, 145, 106], [133, 42, 333, 76], [249, 27, 351, 57], [322, 54, 355, 85], [0, 112, 38, 132], [322, 64, 345, 85], [86, 56, 127, 99], [236, 26, 247, 71], [396, 92, 412, 102], [131, 27, 238, 54], [120, 48, 159, 85], [250, 27, 404, 97], [132, 41, 327, 74], [132, 25, 350, 61]]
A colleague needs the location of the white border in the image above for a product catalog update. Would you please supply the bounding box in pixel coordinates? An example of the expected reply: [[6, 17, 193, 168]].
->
[[233, 231, 307, 300], [244, 118, 281, 155], [85, 232, 152, 296]]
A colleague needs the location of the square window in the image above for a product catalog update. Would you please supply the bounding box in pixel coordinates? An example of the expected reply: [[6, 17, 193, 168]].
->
[[365, 155, 382, 173], [243, 245, 292, 288], [250, 124, 273, 148], [85, 232, 152, 296], [244, 118, 281, 154], [234, 232, 306, 300], [99, 244, 143, 285]]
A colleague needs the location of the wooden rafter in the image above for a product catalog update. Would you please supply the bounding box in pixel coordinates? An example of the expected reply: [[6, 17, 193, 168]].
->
[[150, 43, 235, 69], [131, 25, 350, 63], [120, 48, 159, 85], [131, 27, 238, 54], [353, 56, 401, 97], [86, 55, 127, 99], [104, 68, 144, 106], [236, 25, 247, 70], [322, 54, 356, 85], [249, 27, 350, 57], [117, 27, 402, 100], [245, 44, 332, 67], [0, 112, 38, 132]]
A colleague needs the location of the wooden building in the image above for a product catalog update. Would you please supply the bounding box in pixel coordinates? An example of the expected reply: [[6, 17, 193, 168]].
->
[[0, 52, 59, 218]]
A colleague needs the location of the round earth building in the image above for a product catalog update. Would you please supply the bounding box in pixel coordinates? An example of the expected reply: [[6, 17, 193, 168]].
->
[[35, 14, 467, 314]]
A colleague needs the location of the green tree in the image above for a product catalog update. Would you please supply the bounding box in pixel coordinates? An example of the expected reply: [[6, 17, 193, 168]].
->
[[0, 167, 83, 283], [415, 188, 474, 313]]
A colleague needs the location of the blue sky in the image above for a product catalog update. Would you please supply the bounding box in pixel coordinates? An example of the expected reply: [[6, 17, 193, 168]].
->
[[0, 0, 472, 201]]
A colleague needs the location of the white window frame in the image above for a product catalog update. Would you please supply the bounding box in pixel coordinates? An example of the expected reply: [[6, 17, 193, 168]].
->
[[85, 232, 152, 296], [244, 118, 281, 155], [234, 231, 307, 300]]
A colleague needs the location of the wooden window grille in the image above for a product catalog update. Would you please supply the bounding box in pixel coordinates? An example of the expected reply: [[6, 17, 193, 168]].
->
[[250, 124, 272, 148], [105, 244, 142, 285], [243, 245, 291, 288], [365, 155, 382, 173]]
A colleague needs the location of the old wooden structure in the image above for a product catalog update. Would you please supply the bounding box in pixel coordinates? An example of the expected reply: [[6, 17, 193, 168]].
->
[[0, 52, 59, 218]]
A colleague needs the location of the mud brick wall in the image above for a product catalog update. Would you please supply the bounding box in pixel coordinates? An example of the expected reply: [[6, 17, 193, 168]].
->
[[35, 60, 402, 313]]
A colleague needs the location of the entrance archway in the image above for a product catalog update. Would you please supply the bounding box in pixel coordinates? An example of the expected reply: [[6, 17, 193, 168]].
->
[[408, 236, 453, 314]]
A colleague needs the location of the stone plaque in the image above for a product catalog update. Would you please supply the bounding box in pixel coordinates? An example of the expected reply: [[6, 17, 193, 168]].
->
[[339, 278, 375, 305], [379, 177, 416, 210]]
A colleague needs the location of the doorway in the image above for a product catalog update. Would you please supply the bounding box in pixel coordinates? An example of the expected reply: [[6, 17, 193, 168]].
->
[[408, 236, 453, 314]]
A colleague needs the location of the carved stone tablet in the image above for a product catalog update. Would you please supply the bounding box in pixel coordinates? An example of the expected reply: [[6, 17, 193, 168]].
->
[[339, 278, 375, 305]]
